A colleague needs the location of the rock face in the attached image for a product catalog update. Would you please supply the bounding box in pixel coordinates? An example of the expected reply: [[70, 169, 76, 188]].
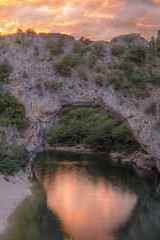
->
[[111, 33, 148, 47], [1, 32, 160, 171]]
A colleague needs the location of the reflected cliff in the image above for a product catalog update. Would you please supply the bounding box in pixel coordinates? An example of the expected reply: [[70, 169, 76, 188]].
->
[[34, 151, 160, 240], [1, 151, 160, 240]]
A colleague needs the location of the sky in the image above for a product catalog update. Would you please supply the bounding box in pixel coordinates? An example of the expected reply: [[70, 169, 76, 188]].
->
[[0, 0, 160, 40]]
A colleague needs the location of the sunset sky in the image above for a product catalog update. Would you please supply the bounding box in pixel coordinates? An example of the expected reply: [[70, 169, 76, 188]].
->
[[0, 0, 160, 40]]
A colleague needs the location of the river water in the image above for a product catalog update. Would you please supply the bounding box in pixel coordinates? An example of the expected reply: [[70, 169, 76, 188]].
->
[[1, 151, 160, 240]]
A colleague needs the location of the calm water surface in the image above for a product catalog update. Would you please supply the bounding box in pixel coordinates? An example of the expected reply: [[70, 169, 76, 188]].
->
[[1, 151, 160, 240]]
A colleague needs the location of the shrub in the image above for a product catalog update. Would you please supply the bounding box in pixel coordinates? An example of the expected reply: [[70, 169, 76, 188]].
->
[[0, 62, 12, 83], [55, 54, 81, 76], [127, 68, 150, 85], [46, 38, 64, 56], [15, 37, 24, 45], [72, 41, 88, 56], [125, 45, 147, 65], [84, 119, 115, 150], [15, 30, 33, 47], [90, 42, 105, 57], [111, 45, 126, 56], [26, 28, 36, 35], [111, 123, 139, 152], [108, 69, 127, 89], [84, 52, 97, 68], [0, 93, 27, 129], [119, 61, 136, 76], [0, 144, 28, 175], [82, 43, 106, 68], [47, 107, 139, 153], [94, 60, 107, 74], [113, 61, 151, 95], [150, 70, 160, 86]]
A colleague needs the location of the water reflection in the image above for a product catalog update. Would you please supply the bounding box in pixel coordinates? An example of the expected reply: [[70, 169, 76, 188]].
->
[[34, 151, 160, 240], [1, 183, 63, 240], [44, 167, 137, 240], [2, 151, 160, 240]]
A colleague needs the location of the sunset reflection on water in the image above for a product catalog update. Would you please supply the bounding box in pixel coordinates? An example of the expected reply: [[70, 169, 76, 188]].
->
[[42, 164, 137, 240]]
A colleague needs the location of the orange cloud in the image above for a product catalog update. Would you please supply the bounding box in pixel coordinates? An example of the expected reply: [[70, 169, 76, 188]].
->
[[0, 0, 159, 40]]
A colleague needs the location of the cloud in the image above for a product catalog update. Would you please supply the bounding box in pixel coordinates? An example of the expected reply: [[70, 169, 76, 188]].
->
[[0, 0, 159, 40]]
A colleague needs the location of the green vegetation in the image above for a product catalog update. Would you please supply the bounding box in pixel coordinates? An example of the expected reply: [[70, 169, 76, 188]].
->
[[15, 35, 25, 45], [127, 68, 149, 85], [107, 69, 126, 89], [150, 70, 160, 86], [125, 45, 147, 65], [55, 54, 81, 76], [88, 42, 106, 58], [0, 93, 27, 129], [52, 31, 160, 97], [0, 91, 27, 175], [47, 107, 139, 152], [15, 30, 33, 47], [46, 38, 64, 56], [105, 33, 160, 95], [54, 40, 107, 76], [10, 30, 160, 98], [0, 144, 28, 175], [111, 45, 126, 57], [1, 152, 159, 240], [0, 62, 12, 83], [94, 60, 106, 74], [87, 31, 160, 96], [85, 51, 97, 68], [72, 41, 88, 56], [108, 46, 149, 94]]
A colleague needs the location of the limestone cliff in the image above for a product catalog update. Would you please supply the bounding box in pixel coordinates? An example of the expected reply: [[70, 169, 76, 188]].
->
[[0, 31, 160, 171]]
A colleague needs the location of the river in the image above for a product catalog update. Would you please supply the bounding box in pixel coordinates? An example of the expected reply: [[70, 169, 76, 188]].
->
[[1, 151, 160, 240]]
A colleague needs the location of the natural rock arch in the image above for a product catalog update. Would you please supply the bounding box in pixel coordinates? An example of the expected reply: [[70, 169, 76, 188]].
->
[[1, 32, 160, 170], [22, 83, 160, 171]]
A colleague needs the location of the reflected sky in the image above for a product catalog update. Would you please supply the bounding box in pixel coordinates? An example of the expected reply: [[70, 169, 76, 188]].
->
[[2, 151, 160, 240], [31, 151, 160, 240], [43, 165, 137, 240]]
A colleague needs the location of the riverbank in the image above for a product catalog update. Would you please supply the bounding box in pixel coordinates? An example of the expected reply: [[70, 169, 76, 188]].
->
[[0, 174, 31, 234], [47, 144, 96, 154], [45, 144, 158, 176]]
